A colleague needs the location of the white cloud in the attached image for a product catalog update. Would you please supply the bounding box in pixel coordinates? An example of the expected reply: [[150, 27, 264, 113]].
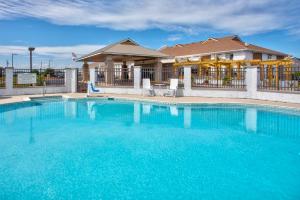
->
[[0, 0, 299, 35], [0, 44, 104, 58], [0, 44, 104, 68], [167, 34, 182, 42]]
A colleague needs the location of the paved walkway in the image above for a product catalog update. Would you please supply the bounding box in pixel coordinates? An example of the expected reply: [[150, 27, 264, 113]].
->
[[1, 93, 300, 110]]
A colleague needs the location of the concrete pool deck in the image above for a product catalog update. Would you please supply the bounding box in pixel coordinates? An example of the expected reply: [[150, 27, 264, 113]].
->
[[0, 93, 300, 111]]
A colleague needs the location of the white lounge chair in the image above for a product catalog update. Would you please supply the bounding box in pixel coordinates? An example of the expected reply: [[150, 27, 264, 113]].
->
[[87, 81, 102, 96], [164, 79, 178, 97], [142, 79, 155, 96]]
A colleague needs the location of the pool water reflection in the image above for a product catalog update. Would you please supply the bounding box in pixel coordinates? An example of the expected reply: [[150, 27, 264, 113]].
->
[[0, 99, 300, 199]]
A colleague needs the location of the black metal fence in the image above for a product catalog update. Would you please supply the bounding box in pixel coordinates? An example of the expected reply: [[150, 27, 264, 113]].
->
[[141, 66, 156, 82], [13, 68, 65, 88], [192, 67, 246, 89], [95, 67, 134, 87], [141, 66, 184, 87], [162, 67, 184, 87], [257, 66, 300, 92], [0, 68, 5, 88]]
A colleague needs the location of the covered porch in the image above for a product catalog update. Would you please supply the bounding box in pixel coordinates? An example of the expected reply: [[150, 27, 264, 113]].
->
[[77, 39, 170, 88]]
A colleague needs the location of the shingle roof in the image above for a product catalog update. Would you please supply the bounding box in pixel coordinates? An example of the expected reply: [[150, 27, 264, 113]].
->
[[78, 38, 168, 61], [160, 35, 288, 57]]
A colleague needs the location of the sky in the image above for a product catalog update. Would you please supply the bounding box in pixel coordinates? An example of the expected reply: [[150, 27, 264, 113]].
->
[[0, 0, 299, 68]]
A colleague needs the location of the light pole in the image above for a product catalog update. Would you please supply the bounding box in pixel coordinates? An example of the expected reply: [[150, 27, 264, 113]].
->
[[11, 53, 18, 68], [28, 47, 35, 72]]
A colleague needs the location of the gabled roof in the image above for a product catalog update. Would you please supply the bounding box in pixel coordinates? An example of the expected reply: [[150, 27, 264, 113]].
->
[[77, 38, 168, 61], [160, 35, 288, 57]]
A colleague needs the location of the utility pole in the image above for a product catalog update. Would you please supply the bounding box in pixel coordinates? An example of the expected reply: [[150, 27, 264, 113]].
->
[[48, 59, 52, 68], [6, 60, 9, 68], [28, 47, 35, 72]]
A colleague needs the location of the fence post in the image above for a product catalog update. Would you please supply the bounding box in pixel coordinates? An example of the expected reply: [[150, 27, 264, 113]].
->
[[5, 67, 13, 95], [246, 64, 258, 98], [184, 66, 192, 95], [89, 68, 96, 84], [134, 66, 141, 90]]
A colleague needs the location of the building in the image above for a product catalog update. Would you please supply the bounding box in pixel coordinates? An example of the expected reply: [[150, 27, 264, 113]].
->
[[77, 38, 168, 84], [160, 35, 288, 64], [78, 36, 293, 88]]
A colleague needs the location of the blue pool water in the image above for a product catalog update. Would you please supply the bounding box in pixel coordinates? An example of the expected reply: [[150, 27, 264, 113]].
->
[[0, 99, 300, 200]]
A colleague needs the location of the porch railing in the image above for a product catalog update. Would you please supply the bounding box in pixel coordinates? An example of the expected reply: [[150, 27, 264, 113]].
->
[[141, 67, 184, 88], [192, 67, 246, 89], [257, 66, 300, 93], [141, 67, 155, 82], [13, 68, 65, 88], [95, 67, 134, 87], [0, 68, 5, 88]]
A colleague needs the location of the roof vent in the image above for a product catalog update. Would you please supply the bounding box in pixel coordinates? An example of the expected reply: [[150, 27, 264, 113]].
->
[[175, 44, 183, 47], [244, 42, 249, 46]]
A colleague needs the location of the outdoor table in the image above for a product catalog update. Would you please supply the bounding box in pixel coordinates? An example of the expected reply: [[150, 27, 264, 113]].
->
[[153, 83, 166, 96]]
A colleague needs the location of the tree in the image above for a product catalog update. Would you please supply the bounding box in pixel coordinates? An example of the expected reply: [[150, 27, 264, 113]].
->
[[43, 68, 55, 76]]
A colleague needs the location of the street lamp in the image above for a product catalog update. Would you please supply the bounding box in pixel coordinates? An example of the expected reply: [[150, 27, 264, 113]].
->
[[28, 47, 35, 71], [11, 53, 18, 68]]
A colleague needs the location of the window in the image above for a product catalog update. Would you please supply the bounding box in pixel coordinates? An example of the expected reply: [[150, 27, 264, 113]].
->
[[267, 55, 272, 60], [226, 54, 234, 60]]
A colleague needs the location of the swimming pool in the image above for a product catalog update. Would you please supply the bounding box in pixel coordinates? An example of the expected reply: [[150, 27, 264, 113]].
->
[[0, 98, 300, 199]]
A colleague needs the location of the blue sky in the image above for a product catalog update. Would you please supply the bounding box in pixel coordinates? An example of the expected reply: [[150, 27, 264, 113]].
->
[[0, 0, 299, 68]]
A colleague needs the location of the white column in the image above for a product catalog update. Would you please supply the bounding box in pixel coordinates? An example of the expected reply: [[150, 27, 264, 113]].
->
[[71, 69, 77, 93], [89, 68, 96, 84], [184, 66, 192, 95], [246, 65, 258, 99], [245, 108, 257, 132], [134, 66, 141, 90], [184, 106, 191, 128], [65, 68, 77, 93], [5, 67, 13, 95], [133, 66, 141, 89]]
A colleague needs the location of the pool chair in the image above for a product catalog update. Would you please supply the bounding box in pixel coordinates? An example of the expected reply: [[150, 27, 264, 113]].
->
[[164, 79, 178, 97], [142, 79, 155, 96], [87, 81, 102, 96]]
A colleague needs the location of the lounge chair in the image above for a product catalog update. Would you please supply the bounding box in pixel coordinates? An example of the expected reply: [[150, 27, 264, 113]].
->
[[164, 79, 178, 97], [142, 79, 155, 96], [87, 81, 102, 96]]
